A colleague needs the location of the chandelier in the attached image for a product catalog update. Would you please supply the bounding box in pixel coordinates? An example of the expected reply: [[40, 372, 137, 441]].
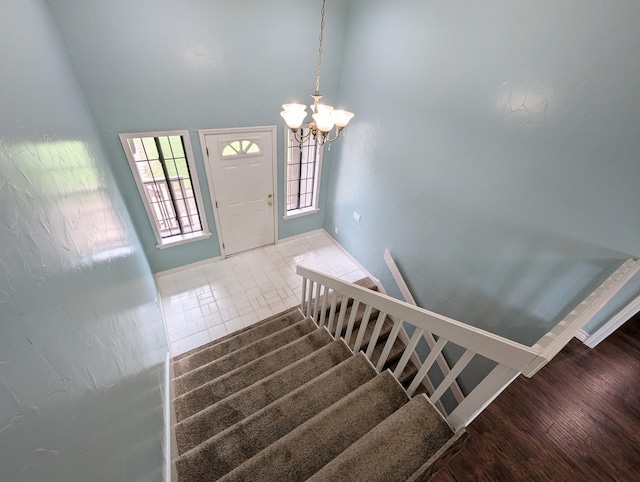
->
[[280, 0, 354, 145]]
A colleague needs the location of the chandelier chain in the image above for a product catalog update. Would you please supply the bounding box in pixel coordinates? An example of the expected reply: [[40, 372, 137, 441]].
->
[[315, 0, 326, 94]]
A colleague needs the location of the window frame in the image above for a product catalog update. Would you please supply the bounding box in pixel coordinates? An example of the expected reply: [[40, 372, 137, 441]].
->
[[119, 130, 211, 249], [283, 126, 324, 220]]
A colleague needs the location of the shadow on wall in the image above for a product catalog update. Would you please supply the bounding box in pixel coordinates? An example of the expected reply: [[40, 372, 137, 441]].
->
[[383, 219, 625, 347]]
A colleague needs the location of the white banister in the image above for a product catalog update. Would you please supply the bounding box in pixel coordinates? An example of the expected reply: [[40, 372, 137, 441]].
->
[[522, 258, 640, 377], [296, 257, 640, 430], [447, 365, 520, 431], [297, 266, 539, 370]]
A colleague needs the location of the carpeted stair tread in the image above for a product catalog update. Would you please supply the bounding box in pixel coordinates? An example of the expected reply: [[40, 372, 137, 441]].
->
[[307, 395, 454, 482], [173, 307, 303, 362], [174, 318, 316, 395], [176, 354, 378, 481], [311, 277, 378, 321], [174, 329, 333, 420], [175, 339, 353, 454], [393, 357, 420, 387], [218, 371, 409, 482], [173, 308, 304, 375], [369, 335, 407, 369]]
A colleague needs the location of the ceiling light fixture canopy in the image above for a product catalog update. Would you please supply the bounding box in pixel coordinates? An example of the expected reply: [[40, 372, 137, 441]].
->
[[280, 0, 354, 146]]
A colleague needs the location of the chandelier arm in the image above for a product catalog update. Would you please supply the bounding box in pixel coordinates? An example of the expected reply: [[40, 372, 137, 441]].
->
[[292, 128, 313, 144], [322, 127, 343, 144]]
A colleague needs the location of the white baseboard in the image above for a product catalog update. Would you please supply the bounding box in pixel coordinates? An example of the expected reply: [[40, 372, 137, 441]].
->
[[155, 256, 222, 279], [277, 228, 325, 244], [164, 352, 178, 482], [321, 229, 382, 290], [576, 292, 640, 349], [574, 329, 589, 343]]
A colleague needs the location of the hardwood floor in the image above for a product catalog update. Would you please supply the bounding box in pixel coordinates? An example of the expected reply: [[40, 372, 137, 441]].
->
[[434, 313, 640, 482]]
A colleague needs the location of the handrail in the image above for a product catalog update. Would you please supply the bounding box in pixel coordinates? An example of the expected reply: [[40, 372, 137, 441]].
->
[[298, 266, 539, 371], [296, 257, 640, 430]]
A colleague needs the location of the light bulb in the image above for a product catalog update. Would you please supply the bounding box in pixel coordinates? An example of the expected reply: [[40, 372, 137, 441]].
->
[[282, 103, 307, 112], [280, 110, 307, 130], [312, 112, 336, 133], [333, 110, 355, 128]]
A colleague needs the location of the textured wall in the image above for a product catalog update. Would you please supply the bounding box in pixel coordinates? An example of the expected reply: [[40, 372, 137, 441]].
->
[[48, 0, 349, 273], [326, 0, 640, 345], [0, 1, 169, 481]]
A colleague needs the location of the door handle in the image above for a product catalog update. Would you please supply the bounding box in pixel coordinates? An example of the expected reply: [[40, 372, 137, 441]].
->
[[268, 194, 273, 198]]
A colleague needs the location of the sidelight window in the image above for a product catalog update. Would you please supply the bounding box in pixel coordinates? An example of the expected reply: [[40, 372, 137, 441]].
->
[[284, 127, 323, 219], [119, 130, 211, 248]]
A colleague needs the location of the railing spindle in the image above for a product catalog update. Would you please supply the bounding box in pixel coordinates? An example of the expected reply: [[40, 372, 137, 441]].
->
[[352, 305, 373, 354], [306, 280, 315, 318], [376, 319, 403, 372], [393, 328, 424, 379], [318, 285, 330, 328], [334, 297, 350, 339], [406, 337, 448, 396], [301, 277, 308, 314], [326, 291, 339, 333], [312, 282, 322, 321], [430, 349, 475, 404], [365, 312, 387, 359], [343, 300, 361, 345]]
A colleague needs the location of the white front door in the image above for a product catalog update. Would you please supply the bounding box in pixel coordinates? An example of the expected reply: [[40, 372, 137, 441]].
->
[[201, 127, 276, 256]]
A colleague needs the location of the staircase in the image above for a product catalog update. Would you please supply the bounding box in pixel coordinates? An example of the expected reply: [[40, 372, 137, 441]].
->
[[171, 279, 461, 481]]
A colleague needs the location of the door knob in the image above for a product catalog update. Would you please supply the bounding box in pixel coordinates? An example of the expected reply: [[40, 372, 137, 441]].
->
[[268, 194, 273, 198], [268, 201, 273, 206]]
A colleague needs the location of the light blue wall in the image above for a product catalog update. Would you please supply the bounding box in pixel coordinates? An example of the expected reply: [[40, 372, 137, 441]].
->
[[48, 0, 349, 273], [326, 0, 640, 345], [0, 1, 169, 481]]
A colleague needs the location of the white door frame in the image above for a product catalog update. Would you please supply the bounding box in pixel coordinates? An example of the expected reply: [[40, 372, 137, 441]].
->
[[198, 126, 278, 259]]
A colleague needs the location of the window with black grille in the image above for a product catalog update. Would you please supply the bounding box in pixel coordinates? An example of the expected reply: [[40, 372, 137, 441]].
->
[[120, 131, 210, 246], [286, 127, 323, 215]]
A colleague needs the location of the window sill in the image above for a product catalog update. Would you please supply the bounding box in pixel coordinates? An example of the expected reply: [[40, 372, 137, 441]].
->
[[156, 231, 212, 249], [283, 207, 320, 220]]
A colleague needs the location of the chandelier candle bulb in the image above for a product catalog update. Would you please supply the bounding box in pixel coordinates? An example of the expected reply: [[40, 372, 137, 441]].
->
[[333, 110, 355, 128]]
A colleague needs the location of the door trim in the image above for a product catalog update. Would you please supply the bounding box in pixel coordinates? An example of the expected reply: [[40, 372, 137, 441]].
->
[[198, 126, 278, 259]]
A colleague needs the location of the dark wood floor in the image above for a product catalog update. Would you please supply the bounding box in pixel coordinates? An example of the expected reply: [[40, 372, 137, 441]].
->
[[434, 313, 640, 482]]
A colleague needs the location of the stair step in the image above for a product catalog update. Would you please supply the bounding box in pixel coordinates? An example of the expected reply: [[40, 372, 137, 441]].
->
[[307, 395, 454, 482], [174, 329, 333, 420], [346, 312, 393, 353], [173, 318, 316, 395], [370, 335, 407, 369], [176, 354, 378, 481], [173, 308, 303, 375], [219, 371, 409, 482], [175, 339, 353, 454]]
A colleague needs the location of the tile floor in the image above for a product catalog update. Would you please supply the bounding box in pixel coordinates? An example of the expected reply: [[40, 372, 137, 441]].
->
[[157, 231, 366, 356]]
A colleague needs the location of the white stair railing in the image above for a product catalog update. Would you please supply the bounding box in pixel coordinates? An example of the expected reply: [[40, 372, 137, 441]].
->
[[298, 257, 639, 431], [298, 266, 539, 431]]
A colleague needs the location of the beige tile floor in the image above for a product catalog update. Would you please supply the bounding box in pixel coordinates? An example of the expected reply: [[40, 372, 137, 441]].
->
[[158, 230, 365, 356]]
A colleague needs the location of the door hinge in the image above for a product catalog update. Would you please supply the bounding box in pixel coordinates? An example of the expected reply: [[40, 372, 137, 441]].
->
[[223, 243, 225, 249], [215, 201, 218, 208], [206, 147, 209, 157]]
